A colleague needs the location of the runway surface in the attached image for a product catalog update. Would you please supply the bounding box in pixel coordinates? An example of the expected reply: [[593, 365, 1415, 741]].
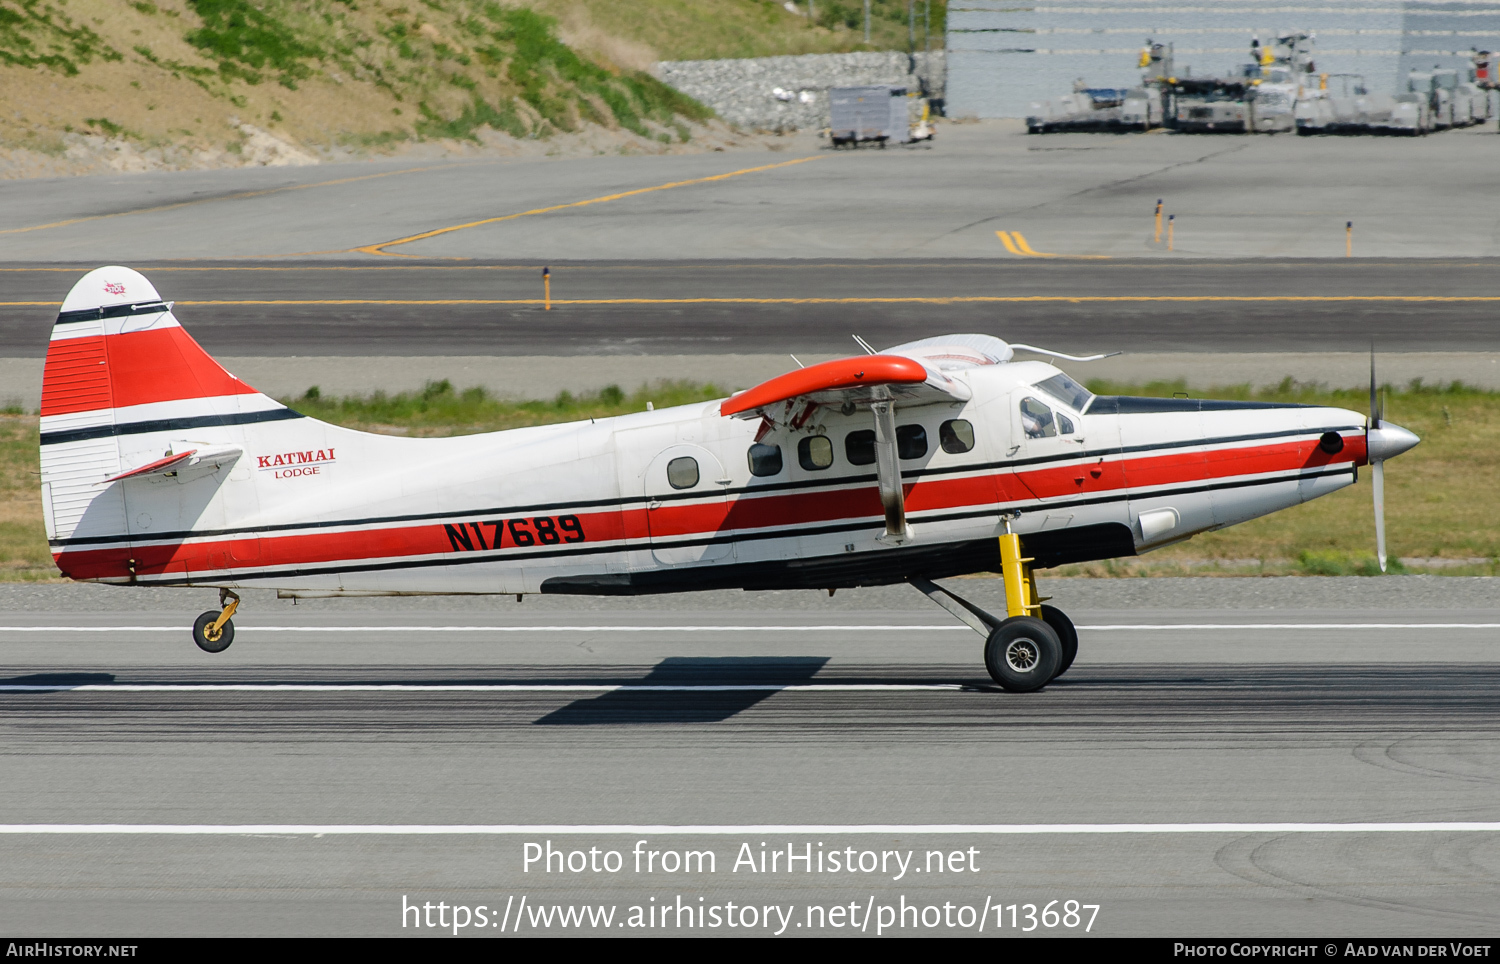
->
[[1, 579, 1498, 936], [6, 258, 1500, 358]]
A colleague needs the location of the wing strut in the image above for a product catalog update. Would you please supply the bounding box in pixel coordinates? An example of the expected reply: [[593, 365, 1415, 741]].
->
[[872, 398, 910, 542]]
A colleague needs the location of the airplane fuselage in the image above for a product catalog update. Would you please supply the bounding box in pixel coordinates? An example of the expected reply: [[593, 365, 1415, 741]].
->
[[48, 360, 1368, 595]]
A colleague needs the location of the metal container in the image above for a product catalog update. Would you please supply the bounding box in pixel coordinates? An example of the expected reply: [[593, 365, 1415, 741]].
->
[[829, 86, 911, 147]]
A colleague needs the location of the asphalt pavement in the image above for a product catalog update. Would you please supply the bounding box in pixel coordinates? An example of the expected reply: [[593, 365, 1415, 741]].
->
[[3, 122, 1500, 262], [0, 578, 1497, 937], [6, 258, 1500, 358]]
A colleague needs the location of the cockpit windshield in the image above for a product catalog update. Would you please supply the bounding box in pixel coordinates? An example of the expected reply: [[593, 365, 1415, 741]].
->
[[1034, 372, 1095, 413]]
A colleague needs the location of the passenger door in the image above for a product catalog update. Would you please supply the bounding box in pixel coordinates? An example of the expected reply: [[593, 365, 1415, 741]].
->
[[641, 444, 733, 566]]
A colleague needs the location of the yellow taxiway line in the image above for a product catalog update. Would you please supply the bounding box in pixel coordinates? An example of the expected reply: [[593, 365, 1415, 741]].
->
[[997, 230, 1111, 259], [352, 156, 822, 256]]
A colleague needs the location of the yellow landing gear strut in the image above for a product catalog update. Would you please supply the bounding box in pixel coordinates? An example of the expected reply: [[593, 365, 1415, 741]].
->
[[997, 518, 1048, 619], [986, 518, 1068, 690], [192, 589, 239, 654]]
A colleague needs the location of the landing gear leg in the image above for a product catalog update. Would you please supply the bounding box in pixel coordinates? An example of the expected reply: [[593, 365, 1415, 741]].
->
[[193, 588, 239, 654], [986, 519, 1061, 691], [908, 517, 1074, 692]]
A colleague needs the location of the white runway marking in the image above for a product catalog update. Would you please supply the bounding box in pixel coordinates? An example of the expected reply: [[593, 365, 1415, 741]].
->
[[1085, 624, 1500, 631], [0, 625, 964, 633], [0, 623, 1496, 633], [0, 823, 1495, 835], [0, 683, 965, 693]]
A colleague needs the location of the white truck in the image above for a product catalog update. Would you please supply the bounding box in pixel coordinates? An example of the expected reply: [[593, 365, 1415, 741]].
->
[[1295, 74, 1430, 135], [1026, 84, 1162, 133]]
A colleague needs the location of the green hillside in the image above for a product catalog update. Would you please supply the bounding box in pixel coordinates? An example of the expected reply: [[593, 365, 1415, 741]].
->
[[0, 0, 944, 157]]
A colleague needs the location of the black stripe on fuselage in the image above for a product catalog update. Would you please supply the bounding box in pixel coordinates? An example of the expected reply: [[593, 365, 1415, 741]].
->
[[48, 420, 1357, 548], [122, 466, 1356, 587], [40, 408, 304, 447]]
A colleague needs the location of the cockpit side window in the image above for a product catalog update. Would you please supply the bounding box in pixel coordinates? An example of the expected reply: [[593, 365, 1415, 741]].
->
[[1020, 396, 1058, 439]]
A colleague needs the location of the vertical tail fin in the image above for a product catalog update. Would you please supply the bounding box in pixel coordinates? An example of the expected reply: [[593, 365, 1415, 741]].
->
[[40, 266, 297, 578]]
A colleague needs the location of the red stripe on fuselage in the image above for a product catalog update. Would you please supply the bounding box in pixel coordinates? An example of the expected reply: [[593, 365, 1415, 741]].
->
[[54, 433, 1356, 580]]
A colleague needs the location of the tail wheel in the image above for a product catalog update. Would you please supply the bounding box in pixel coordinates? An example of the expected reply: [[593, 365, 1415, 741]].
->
[[984, 616, 1061, 692], [193, 610, 234, 653], [1039, 604, 1079, 679]]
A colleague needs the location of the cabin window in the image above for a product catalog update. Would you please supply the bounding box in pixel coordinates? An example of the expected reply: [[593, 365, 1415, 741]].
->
[[845, 430, 876, 466], [1020, 397, 1058, 439], [1057, 413, 1076, 435], [798, 435, 833, 470], [666, 456, 699, 489], [897, 424, 928, 460], [748, 443, 783, 477], [940, 419, 975, 454]]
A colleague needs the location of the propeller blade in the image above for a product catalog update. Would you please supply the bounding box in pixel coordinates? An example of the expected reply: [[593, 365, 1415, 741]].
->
[[1369, 347, 1380, 429], [1372, 458, 1387, 573]]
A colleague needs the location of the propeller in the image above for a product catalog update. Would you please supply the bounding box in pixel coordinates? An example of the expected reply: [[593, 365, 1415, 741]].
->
[[1364, 349, 1420, 572], [1369, 350, 1387, 570]]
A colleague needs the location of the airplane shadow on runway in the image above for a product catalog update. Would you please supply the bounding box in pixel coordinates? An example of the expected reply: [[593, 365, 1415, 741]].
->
[[0, 673, 115, 687], [535, 657, 828, 725]]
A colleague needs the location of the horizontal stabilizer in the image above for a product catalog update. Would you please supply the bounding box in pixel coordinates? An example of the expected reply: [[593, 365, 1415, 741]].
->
[[100, 443, 243, 484]]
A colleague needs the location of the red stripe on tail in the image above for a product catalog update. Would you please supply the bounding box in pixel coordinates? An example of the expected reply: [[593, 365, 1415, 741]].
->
[[42, 327, 259, 416]]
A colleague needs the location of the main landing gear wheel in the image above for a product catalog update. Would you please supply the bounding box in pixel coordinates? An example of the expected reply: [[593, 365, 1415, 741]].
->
[[984, 616, 1062, 692], [1039, 604, 1078, 679], [192, 610, 234, 653]]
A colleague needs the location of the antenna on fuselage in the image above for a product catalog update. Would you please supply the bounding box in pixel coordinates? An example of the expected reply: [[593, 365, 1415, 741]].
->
[[1008, 344, 1122, 362], [852, 335, 878, 355]]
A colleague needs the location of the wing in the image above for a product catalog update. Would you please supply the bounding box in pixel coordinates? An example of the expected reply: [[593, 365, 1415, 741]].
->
[[719, 354, 971, 424]]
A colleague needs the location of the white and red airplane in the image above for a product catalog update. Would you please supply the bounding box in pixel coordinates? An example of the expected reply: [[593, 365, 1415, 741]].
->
[[38, 267, 1420, 691]]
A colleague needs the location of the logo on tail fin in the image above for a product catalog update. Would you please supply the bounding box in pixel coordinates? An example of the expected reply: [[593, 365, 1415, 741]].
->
[[103, 281, 126, 296]]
